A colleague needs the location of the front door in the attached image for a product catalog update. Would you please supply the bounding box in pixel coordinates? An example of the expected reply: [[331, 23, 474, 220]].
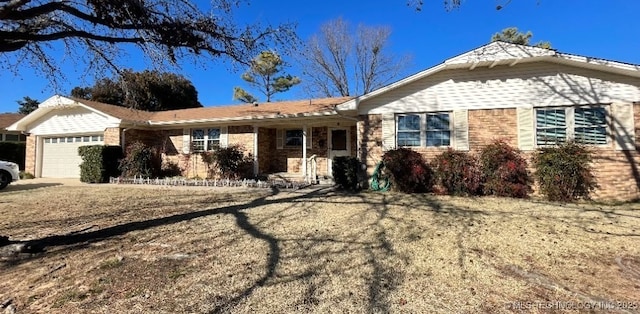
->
[[328, 128, 351, 176]]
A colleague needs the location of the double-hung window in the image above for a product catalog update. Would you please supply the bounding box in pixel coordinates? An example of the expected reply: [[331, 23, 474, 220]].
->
[[535, 106, 607, 146], [396, 112, 451, 147], [192, 128, 221, 152]]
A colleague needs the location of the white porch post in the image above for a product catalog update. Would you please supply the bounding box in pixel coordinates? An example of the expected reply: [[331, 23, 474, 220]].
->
[[302, 125, 307, 181], [253, 125, 259, 176]]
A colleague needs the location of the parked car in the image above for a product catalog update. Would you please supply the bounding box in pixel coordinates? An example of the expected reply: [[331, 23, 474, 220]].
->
[[0, 160, 20, 190]]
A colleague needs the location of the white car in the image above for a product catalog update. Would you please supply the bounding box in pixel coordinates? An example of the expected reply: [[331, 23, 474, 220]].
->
[[0, 160, 20, 190]]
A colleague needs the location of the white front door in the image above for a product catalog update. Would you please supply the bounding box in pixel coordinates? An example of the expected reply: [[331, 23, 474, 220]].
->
[[327, 127, 351, 176]]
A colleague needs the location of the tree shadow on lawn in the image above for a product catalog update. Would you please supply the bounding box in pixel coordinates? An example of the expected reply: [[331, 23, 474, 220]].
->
[[3, 188, 640, 312]]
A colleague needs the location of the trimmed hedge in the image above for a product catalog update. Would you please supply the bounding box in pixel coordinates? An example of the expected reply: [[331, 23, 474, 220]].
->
[[78, 145, 123, 183], [0, 142, 26, 170], [332, 156, 360, 192]]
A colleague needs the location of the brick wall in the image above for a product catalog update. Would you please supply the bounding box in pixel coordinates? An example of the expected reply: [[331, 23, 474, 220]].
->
[[359, 106, 640, 200], [24, 135, 36, 175], [103, 127, 121, 146], [228, 125, 254, 156]]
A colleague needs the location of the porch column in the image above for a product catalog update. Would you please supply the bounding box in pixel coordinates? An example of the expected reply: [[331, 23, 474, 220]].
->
[[253, 125, 259, 176], [302, 124, 307, 180]]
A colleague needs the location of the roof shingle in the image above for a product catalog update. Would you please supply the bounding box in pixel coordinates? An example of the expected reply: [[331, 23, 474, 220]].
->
[[0, 113, 25, 129]]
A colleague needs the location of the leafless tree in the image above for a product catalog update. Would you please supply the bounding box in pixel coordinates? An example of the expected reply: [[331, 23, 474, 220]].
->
[[0, 0, 296, 83], [298, 18, 410, 97]]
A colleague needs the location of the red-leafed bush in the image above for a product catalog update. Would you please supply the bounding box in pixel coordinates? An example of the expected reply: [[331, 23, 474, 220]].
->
[[479, 140, 532, 198], [431, 149, 482, 196], [382, 148, 433, 193]]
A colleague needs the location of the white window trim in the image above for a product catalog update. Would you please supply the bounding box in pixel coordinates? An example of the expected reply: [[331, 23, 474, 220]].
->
[[395, 112, 452, 148], [534, 105, 610, 147], [191, 128, 221, 152]]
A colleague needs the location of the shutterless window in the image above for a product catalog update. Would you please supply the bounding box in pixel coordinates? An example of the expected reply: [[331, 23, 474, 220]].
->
[[397, 115, 421, 147], [426, 113, 451, 147], [4, 134, 19, 142], [285, 129, 303, 147]]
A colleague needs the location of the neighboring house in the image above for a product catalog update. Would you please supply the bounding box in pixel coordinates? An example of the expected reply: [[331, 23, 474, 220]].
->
[[8, 41, 640, 199], [0, 113, 26, 142]]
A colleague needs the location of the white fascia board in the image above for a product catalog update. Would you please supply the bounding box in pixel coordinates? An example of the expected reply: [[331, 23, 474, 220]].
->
[[148, 111, 340, 126], [551, 53, 640, 77]]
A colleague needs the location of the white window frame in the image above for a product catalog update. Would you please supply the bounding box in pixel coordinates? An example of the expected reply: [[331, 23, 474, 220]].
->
[[191, 128, 221, 152], [534, 105, 609, 147], [395, 112, 452, 148]]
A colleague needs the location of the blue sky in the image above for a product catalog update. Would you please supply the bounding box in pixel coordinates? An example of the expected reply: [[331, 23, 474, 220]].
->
[[1, 0, 639, 113]]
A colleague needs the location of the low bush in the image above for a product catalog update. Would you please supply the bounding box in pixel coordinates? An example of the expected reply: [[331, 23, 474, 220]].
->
[[431, 149, 482, 196], [479, 140, 532, 198], [78, 145, 123, 183], [332, 156, 360, 192], [19, 171, 35, 179], [381, 148, 432, 193], [119, 141, 161, 178], [533, 141, 597, 202], [201, 145, 253, 179], [0, 142, 26, 170]]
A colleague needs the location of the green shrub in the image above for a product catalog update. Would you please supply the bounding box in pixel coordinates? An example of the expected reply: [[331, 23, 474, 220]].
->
[[201, 145, 253, 179], [119, 141, 161, 178], [332, 156, 360, 192], [19, 171, 35, 179], [160, 161, 183, 177], [479, 140, 532, 198], [381, 148, 432, 193], [431, 149, 482, 196], [78, 145, 123, 183], [0, 142, 26, 170], [533, 141, 597, 202]]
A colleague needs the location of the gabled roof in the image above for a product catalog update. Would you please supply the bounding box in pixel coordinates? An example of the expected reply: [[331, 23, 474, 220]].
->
[[69, 98, 154, 123], [337, 41, 640, 111], [0, 113, 25, 130]]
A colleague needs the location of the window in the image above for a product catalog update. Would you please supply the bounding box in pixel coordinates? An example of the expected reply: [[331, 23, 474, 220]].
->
[[575, 107, 607, 145], [285, 129, 303, 147], [4, 134, 19, 142], [192, 128, 220, 152], [535, 106, 607, 146], [536, 109, 566, 146], [396, 112, 451, 147], [397, 115, 421, 146], [426, 113, 451, 147]]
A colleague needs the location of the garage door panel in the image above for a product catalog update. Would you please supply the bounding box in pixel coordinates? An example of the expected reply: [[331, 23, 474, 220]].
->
[[41, 135, 103, 178]]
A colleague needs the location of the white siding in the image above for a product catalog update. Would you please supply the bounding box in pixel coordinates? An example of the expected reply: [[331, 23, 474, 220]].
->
[[445, 42, 554, 65], [358, 62, 640, 115], [612, 103, 636, 150], [28, 107, 117, 135]]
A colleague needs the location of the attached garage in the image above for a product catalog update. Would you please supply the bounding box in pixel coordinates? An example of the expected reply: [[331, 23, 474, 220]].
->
[[41, 135, 104, 178], [5, 95, 151, 178]]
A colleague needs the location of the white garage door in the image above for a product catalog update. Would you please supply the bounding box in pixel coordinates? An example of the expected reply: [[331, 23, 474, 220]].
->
[[42, 135, 104, 178]]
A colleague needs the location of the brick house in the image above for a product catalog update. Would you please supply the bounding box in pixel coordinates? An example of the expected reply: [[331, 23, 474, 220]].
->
[[0, 113, 26, 143], [8, 41, 640, 199]]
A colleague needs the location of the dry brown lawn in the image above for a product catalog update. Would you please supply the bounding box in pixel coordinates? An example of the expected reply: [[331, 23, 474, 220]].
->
[[0, 183, 639, 313]]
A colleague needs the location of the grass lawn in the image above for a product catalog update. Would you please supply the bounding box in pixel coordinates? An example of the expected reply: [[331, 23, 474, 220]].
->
[[1, 184, 639, 313]]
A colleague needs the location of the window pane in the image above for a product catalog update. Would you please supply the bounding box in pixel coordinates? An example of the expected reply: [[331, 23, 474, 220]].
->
[[192, 141, 205, 152], [44, 138, 51, 143], [192, 129, 205, 140], [83, 136, 90, 142], [207, 139, 220, 150], [398, 115, 420, 131], [331, 129, 347, 150], [536, 109, 566, 127], [207, 128, 220, 140], [91, 135, 99, 141], [575, 127, 607, 145], [426, 130, 451, 147], [427, 113, 450, 130], [51, 138, 58, 143], [285, 129, 303, 146], [75, 137, 82, 142], [575, 107, 605, 127], [397, 132, 420, 146], [536, 128, 567, 145], [5, 134, 19, 141]]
